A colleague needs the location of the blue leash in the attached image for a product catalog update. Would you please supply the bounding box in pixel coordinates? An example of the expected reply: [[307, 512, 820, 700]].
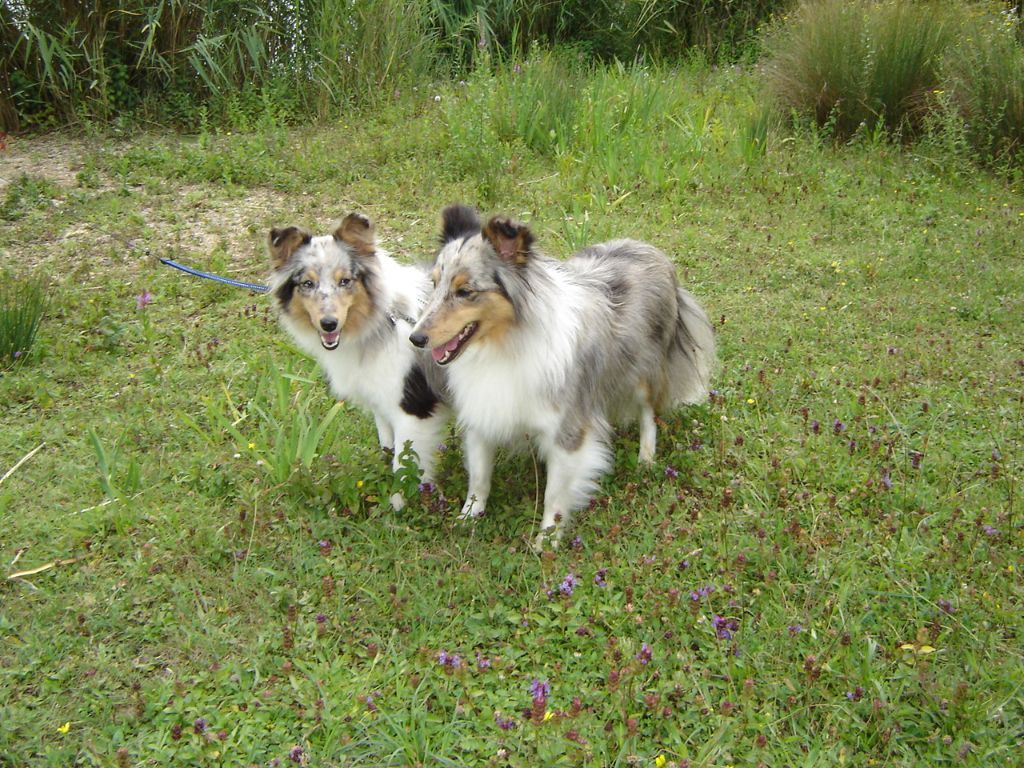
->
[[159, 257, 270, 294]]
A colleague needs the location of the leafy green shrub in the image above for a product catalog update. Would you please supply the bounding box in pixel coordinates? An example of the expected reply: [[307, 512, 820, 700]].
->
[[491, 49, 584, 156], [941, 5, 1024, 167], [763, 0, 962, 139], [0, 271, 47, 369], [0, 174, 58, 221], [443, 68, 512, 204]]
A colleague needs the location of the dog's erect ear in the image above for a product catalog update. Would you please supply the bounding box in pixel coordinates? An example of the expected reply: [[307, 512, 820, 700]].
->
[[440, 204, 481, 244], [268, 226, 311, 268], [482, 216, 534, 265], [334, 212, 376, 257]]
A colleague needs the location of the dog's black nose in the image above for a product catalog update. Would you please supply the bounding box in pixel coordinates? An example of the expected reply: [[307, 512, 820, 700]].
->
[[320, 317, 338, 332], [409, 332, 428, 348]]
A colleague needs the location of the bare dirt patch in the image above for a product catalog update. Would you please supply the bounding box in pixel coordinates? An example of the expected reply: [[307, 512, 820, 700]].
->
[[0, 133, 92, 192]]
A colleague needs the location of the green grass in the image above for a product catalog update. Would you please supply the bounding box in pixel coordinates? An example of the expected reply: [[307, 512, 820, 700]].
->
[[1, 63, 1022, 767]]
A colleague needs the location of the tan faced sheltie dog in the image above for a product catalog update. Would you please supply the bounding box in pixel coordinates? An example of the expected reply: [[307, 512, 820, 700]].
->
[[410, 205, 714, 549], [269, 213, 448, 508]]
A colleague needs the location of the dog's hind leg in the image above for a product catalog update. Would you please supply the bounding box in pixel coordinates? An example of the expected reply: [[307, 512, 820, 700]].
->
[[638, 403, 657, 464], [460, 429, 495, 520], [633, 381, 658, 464]]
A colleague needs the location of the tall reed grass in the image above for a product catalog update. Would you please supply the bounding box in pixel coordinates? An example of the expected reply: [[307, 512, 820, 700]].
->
[[0, 0, 440, 130], [1, 0, 784, 131]]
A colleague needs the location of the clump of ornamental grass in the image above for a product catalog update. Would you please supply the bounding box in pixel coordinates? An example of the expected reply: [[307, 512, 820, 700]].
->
[[762, 0, 963, 140], [0, 271, 46, 370]]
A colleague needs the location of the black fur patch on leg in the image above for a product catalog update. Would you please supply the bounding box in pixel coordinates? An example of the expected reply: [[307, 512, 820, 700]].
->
[[400, 365, 440, 419]]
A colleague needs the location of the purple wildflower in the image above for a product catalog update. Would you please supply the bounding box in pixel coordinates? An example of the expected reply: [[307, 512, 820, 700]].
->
[[982, 524, 999, 537], [678, 559, 690, 571], [289, 745, 304, 763], [636, 643, 653, 665], [529, 678, 550, 702], [788, 624, 803, 635], [690, 584, 715, 602], [810, 419, 821, 434], [136, 290, 154, 310], [664, 465, 679, 479], [559, 573, 579, 596], [476, 651, 491, 671], [495, 713, 517, 730], [937, 598, 955, 614], [712, 615, 739, 641], [594, 568, 608, 587], [833, 419, 846, 435], [910, 450, 923, 469], [513, 62, 522, 74], [570, 535, 583, 550], [438, 651, 462, 671], [880, 467, 892, 490], [318, 539, 331, 555], [418, 481, 435, 494], [193, 717, 207, 734]]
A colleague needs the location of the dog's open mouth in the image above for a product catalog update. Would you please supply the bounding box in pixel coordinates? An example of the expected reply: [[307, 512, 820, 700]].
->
[[432, 322, 477, 365], [320, 331, 341, 350]]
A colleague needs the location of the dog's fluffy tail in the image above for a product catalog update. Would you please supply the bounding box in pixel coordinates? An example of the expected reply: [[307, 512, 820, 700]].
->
[[667, 287, 716, 405]]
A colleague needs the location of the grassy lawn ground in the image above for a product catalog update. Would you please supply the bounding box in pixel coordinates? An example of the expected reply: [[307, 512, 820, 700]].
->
[[1, 66, 1022, 766]]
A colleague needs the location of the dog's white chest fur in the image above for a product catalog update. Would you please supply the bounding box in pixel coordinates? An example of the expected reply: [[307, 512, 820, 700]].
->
[[447, 294, 581, 444]]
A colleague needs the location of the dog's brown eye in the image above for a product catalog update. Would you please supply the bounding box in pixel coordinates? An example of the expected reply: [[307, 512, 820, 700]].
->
[[455, 287, 475, 299], [301, 279, 315, 291], [339, 278, 353, 288]]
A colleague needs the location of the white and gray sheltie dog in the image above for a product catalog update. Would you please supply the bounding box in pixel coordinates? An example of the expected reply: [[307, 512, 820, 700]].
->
[[268, 213, 448, 508], [409, 204, 715, 549]]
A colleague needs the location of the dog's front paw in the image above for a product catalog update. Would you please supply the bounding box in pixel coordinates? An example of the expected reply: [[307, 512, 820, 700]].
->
[[531, 527, 562, 553], [638, 443, 655, 464], [390, 492, 406, 512], [458, 495, 486, 520]]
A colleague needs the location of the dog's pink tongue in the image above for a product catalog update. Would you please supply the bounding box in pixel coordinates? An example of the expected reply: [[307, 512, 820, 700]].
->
[[431, 336, 461, 362]]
